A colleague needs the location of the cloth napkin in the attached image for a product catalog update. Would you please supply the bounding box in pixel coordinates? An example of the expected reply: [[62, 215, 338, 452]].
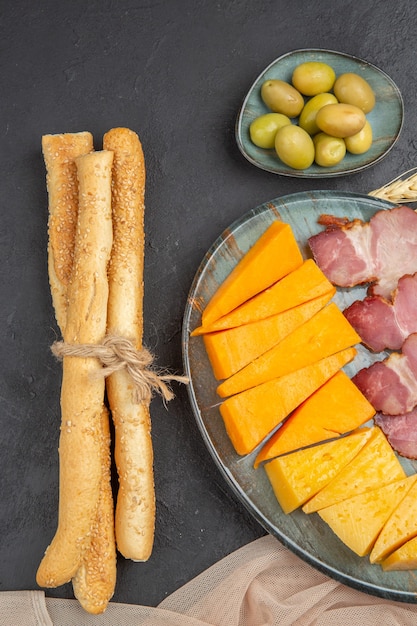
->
[[2, 535, 417, 625]]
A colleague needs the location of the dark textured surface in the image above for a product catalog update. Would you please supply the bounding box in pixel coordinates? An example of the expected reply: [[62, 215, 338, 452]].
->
[[1, 0, 417, 608]]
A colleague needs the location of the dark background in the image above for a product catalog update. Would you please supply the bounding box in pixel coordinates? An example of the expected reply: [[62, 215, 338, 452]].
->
[[1, 0, 416, 607]]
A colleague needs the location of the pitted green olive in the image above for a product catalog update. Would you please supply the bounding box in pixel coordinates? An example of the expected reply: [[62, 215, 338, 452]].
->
[[315, 103, 366, 138], [274, 124, 315, 170], [313, 132, 346, 167], [298, 92, 338, 136], [344, 119, 373, 154], [333, 73, 375, 113], [260, 79, 304, 118], [292, 62, 336, 96], [249, 113, 292, 148]]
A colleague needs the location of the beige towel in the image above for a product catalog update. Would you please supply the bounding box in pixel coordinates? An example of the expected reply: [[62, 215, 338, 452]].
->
[[3, 536, 417, 625]]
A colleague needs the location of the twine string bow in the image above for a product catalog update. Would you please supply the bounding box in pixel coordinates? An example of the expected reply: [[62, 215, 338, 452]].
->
[[51, 334, 189, 404]]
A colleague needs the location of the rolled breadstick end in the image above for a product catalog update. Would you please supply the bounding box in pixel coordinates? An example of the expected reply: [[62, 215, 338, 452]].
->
[[36, 150, 114, 588], [104, 127, 146, 343], [112, 382, 155, 561], [72, 406, 116, 614], [42, 132, 94, 333], [103, 127, 155, 561]]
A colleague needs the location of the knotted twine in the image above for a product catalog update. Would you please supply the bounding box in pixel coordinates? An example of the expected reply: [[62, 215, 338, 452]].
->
[[51, 334, 189, 404]]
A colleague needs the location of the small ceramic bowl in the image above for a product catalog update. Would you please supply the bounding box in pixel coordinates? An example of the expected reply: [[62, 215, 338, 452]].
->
[[235, 49, 404, 178]]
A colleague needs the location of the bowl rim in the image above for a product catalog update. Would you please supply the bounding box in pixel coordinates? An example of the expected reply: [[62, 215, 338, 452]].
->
[[235, 48, 404, 178]]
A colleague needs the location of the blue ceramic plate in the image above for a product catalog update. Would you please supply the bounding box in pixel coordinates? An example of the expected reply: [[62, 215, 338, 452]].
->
[[236, 49, 403, 178], [182, 191, 417, 602]]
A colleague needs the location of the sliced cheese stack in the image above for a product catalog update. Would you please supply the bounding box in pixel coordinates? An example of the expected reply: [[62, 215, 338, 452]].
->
[[193, 220, 367, 457], [193, 220, 304, 334], [302, 425, 405, 513], [220, 347, 356, 455], [217, 302, 360, 398], [264, 427, 375, 514], [370, 480, 417, 564], [316, 454, 417, 563], [381, 535, 417, 571], [255, 370, 375, 466], [318, 475, 417, 557], [193, 258, 335, 336], [263, 422, 417, 565], [203, 290, 333, 380], [307, 426, 408, 556]]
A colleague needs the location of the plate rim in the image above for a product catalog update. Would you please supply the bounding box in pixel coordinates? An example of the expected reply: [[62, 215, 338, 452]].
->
[[235, 48, 404, 178], [182, 190, 417, 604]]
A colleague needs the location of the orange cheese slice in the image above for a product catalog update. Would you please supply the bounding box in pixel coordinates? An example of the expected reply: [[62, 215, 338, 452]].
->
[[264, 427, 374, 514], [381, 535, 417, 571], [318, 475, 417, 557], [192, 258, 335, 335], [217, 303, 360, 398], [254, 370, 375, 467], [302, 426, 406, 514], [219, 346, 356, 455], [200, 221, 303, 329], [203, 291, 333, 381], [370, 480, 417, 563]]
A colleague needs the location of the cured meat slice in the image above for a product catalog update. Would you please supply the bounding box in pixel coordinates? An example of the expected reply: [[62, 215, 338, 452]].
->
[[376, 410, 417, 459], [308, 206, 417, 299], [353, 334, 417, 415], [344, 273, 417, 352], [308, 218, 372, 288], [344, 296, 400, 352]]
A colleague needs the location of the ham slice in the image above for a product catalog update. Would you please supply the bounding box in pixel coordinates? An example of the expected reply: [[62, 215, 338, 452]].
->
[[353, 334, 417, 415], [308, 206, 417, 299], [376, 410, 417, 459], [344, 273, 417, 352]]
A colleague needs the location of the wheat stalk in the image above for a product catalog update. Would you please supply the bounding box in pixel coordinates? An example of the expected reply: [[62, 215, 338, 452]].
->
[[369, 167, 417, 203]]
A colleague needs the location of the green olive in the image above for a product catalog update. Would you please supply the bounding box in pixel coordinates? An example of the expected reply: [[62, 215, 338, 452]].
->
[[313, 132, 346, 167], [249, 113, 292, 148], [292, 62, 336, 96], [298, 92, 338, 135], [260, 79, 304, 118], [274, 124, 315, 170], [344, 119, 373, 154], [333, 73, 375, 113], [315, 103, 366, 138]]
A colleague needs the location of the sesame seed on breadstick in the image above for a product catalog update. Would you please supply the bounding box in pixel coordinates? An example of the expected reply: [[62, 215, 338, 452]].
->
[[40, 134, 117, 612], [41, 132, 94, 332], [103, 127, 155, 561], [36, 150, 114, 588], [72, 405, 116, 613]]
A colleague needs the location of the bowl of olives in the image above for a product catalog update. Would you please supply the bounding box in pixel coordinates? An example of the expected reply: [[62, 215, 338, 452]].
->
[[236, 49, 403, 177]]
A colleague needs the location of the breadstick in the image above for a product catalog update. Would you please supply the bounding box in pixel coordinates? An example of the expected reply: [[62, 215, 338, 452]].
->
[[103, 127, 155, 561], [36, 150, 114, 587], [72, 405, 116, 613], [40, 134, 116, 612], [41, 132, 94, 332]]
